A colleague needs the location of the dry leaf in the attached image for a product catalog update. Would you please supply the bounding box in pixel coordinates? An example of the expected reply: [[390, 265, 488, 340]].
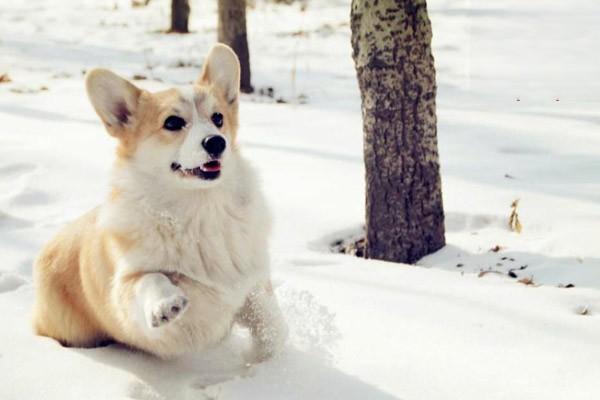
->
[[10, 85, 47, 94], [0, 73, 11, 83], [478, 270, 503, 278], [576, 305, 590, 316], [558, 283, 575, 289], [131, 0, 150, 7], [518, 276, 535, 285], [509, 199, 522, 233]]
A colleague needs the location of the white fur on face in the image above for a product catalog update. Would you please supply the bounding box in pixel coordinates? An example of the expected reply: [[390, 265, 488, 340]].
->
[[128, 86, 231, 191], [176, 87, 224, 170]]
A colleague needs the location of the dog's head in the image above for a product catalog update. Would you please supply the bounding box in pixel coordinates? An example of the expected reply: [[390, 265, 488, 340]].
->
[[86, 44, 240, 190]]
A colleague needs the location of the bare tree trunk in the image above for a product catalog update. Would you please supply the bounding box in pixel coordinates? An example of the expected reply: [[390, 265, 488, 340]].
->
[[351, 0, 445, 264], [218, 0, 253, 93], [170, 0, 190, 33]]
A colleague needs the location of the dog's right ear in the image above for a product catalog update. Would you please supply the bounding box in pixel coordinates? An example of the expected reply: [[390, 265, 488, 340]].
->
[[86, 69, 142, 136]]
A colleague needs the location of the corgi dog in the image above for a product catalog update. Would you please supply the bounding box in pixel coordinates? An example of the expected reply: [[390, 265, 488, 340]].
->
[[32, 44, 288, 360]]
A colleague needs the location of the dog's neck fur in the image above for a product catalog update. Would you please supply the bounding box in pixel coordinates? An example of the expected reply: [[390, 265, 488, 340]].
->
[[101, 149, 254, 236], [97, 146, 270, 290]]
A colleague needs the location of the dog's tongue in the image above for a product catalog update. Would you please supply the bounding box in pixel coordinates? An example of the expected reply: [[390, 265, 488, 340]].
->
[[201, 160, 221, 172]]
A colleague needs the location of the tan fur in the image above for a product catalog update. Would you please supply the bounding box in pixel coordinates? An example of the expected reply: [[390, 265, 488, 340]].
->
[[33, 209, 109, 346], [33, 44, 287, 359]]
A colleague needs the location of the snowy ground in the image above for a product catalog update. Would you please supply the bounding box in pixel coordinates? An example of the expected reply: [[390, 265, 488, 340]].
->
[[1, 0, 600, 399]]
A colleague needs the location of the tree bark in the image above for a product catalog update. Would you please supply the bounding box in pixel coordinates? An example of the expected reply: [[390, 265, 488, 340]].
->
[[351, 0, 445, 264], [170, 0, 190, 33], [218, 0, 253, 93]]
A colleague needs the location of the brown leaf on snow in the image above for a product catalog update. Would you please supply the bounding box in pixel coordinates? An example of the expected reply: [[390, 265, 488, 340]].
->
[[131, 0, 150, 7], [558, 283, 575, 289], [478, 270, 503, 278], [509, 199, 522, 233], [576, 306, 590, 316], [517, 276, 535, 286], [0, 73, 11, 83], [489, 245, 504, 253], [9, 85, 48, 94]]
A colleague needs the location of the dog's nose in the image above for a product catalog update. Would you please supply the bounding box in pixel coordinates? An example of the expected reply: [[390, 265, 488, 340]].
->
[[201, 135, 226, 157]]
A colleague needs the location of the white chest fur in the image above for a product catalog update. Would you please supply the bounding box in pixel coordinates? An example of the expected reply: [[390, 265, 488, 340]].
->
[[100, 156, 272, 313]]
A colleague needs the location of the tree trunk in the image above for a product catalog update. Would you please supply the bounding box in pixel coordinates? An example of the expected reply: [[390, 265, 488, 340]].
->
[[170, 0, 190, 33], [351, 0, 445, 264], [218, 0, 253, 93]]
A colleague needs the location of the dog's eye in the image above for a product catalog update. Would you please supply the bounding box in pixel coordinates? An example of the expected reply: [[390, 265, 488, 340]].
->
[[164, 116, 186, 131], [211, 112, 224, 128]]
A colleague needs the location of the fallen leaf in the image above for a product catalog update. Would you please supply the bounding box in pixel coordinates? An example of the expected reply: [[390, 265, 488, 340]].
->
[[576, 305, 590, 316], [131, 0, 150, 7], [518, 276, 535, 286], [509, 199, 522, 233], [478, 270, 503, 278], [9, 85, 48, 94], [558, 283, 575, 289]]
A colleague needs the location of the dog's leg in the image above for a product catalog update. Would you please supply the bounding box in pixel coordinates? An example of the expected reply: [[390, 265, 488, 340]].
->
[[119, 272, 190, 331], [238, 282, 288, 361]]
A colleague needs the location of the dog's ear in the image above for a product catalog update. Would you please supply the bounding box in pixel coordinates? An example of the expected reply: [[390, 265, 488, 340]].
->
[[198, 44, 240, 104], [86, 69, 142, 136]]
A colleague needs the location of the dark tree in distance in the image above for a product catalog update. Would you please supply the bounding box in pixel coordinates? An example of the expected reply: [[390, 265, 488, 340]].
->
[[351, 0, 445, 264], [218, 0, 253, 93], [170, 0, 190, 33]]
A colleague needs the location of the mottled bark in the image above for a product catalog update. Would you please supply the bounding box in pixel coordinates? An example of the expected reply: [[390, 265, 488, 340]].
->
[[170, 0, 190, 33], [218, 0, 253, 93], [351, 0, 445, 264]]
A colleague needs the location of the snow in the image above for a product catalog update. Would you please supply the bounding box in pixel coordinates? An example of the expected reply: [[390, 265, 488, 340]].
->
[[1, 0, 600, 399]]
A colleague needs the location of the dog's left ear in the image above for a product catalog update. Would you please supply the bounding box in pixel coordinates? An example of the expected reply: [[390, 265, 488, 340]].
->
[[86, 69, 142, 137], [198, 44, 240, 104]]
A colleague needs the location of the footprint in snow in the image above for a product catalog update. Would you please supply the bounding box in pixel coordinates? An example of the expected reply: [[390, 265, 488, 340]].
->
[[190, 383, 223, 400], [8, 187, 53, 206], [0, 211, 32, 230], [17, 258, 34, 277], [0, 272, 27, 293], [0, 162, 42, 204], [191, 365, 254, 389], [0, 162, 37, 178], [126, 381, 164, 400]]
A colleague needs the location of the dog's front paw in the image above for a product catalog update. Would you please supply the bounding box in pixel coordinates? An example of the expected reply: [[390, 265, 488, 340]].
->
[[147, 294, 189, 329]]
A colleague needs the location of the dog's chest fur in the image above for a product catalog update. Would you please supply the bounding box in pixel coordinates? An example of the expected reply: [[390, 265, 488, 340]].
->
[[101, 159, 271, 309]]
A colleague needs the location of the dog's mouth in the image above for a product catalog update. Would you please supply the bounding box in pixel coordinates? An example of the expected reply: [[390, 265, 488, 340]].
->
[[170, 161, 221, 181]]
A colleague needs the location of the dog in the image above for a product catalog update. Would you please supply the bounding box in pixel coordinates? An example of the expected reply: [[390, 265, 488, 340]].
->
[[32, 44, 288, 360]]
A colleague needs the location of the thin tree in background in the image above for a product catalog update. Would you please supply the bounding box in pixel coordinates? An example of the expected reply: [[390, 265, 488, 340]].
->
[[170, 0, 190, 33], [351, 0, 445, 264], [218, 0, 253, 93]]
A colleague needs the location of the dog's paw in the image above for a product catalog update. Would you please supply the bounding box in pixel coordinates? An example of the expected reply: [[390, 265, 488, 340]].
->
[[147, 294, 189, 329]]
